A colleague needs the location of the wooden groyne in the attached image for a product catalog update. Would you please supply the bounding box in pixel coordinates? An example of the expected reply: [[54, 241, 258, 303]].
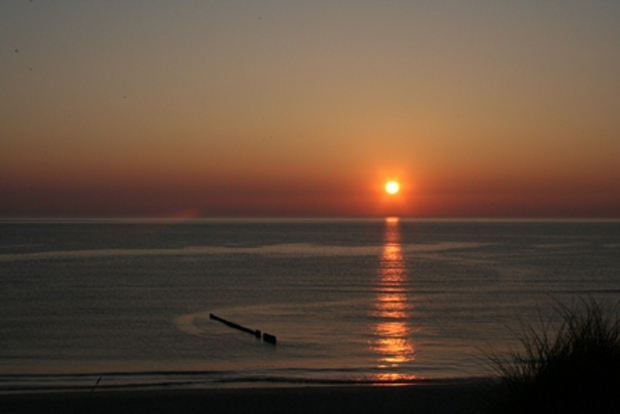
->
[[262, 332, 277, 345], [209, 313, 261, 338], [209, 313, 277, 345]]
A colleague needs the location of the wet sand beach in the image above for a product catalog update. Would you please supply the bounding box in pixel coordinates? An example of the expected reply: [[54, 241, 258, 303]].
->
[[1, 381, 487, 414]]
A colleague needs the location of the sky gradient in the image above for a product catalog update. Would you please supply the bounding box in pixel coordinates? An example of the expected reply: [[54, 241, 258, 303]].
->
[[2, 1, 619, 218]]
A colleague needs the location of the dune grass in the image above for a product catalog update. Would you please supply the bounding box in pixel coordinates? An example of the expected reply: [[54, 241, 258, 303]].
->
[[483, 298, 620, 413]]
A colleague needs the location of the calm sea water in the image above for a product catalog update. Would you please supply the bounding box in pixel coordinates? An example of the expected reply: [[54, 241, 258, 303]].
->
[[1, 219, 619, 393]]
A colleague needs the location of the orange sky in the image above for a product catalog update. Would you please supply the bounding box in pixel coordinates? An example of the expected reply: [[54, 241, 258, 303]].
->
[[2, 2, 619, 218]]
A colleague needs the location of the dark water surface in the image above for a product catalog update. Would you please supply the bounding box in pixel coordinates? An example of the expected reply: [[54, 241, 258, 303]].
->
[[1, 219, 619, 392]]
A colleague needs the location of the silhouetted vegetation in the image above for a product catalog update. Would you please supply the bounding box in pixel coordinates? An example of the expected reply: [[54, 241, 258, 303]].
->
[[483, 298, 620, 413]]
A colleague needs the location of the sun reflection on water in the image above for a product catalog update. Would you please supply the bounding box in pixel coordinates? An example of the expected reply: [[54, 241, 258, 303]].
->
[[370, 217, 416, 380]]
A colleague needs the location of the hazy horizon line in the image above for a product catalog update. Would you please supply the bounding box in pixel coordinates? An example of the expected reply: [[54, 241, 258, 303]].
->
[[1, 216, 619, 224]]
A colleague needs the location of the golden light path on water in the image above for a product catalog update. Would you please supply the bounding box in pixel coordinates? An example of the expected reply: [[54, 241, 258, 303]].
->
[[371, 217, 416, 382]]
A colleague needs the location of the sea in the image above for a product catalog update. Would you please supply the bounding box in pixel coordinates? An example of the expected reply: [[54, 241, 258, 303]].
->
[[1, 218, 619, 393]]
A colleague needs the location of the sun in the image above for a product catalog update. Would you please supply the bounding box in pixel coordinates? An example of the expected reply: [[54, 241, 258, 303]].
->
[[385, 181, 400, 195]]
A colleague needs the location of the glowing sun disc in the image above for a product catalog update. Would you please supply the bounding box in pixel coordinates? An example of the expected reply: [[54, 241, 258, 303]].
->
[[385, 181, 400, 195]]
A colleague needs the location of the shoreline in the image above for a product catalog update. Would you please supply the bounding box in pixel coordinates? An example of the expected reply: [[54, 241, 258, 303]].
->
[[0, 381, 489, 414]]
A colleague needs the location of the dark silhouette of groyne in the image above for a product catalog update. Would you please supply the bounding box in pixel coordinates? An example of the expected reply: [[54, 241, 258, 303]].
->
[[209, 313, 277, 345]]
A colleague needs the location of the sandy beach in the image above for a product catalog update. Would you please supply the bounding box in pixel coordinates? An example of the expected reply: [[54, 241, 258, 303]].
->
[[0, 381, 488, 414]]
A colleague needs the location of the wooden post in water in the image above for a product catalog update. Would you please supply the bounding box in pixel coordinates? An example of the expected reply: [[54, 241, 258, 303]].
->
[[209, 313, 261, 338], [209, 313, 277, 345], [262, 333, 277, 345]]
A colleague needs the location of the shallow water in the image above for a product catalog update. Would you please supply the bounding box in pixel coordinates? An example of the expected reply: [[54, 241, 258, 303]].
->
[[1, 218, 619, 392]]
